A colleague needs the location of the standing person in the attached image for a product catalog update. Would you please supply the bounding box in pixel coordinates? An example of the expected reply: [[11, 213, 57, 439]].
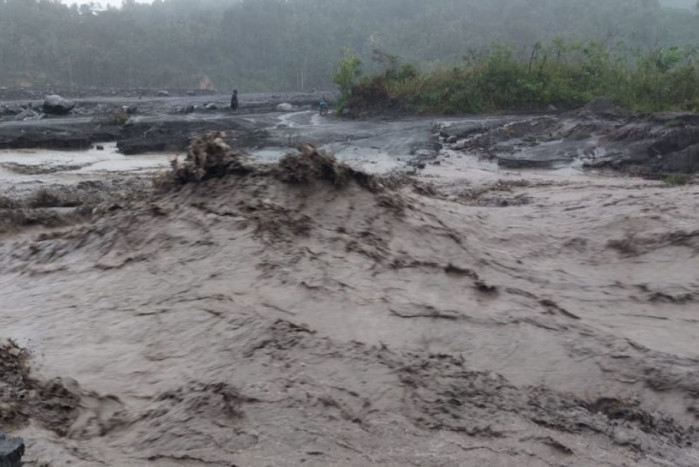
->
[[230, 90, 239, 112]]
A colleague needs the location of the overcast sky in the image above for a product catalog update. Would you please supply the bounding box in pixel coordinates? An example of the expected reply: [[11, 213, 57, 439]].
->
[[63, 0, 697, 9], [65, 0, 150, 7]]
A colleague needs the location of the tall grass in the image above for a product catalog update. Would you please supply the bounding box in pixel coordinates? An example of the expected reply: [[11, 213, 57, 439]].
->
[[346, 41, 699, 114]]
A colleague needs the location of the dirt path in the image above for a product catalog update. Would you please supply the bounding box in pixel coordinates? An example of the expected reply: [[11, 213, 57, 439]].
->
[[0, 121, 697, 466]]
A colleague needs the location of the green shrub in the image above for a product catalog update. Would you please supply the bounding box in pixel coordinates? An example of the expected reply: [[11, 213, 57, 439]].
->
[[339, 40, 699, 115], [662, 174, 692, 186], [333, 49, 363, 109]]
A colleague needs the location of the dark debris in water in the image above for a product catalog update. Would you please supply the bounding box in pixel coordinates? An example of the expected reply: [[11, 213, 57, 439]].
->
[[0, 340, 80, 436]]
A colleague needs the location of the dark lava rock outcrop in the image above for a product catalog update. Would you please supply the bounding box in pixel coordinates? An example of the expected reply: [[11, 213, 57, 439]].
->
[[439, 103, 699, 175], [587, 113, 699, 174], [0, 432, 24, 467]]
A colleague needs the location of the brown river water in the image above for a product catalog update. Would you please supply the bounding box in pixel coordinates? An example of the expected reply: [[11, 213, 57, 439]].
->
[[0, 113, 697, 466]]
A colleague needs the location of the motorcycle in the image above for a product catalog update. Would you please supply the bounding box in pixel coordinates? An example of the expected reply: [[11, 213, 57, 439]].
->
[[318, 100, 329, 116]]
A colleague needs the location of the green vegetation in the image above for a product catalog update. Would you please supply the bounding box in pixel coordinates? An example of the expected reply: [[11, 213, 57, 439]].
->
[[662, 174, 693, 186], [345, 41, 699, 114], [332, 51, 363, 109]]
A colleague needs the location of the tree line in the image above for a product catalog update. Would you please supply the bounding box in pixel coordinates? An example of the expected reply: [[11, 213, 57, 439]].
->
[[337, 41, 699, 114], [0, 0, 697, 92]]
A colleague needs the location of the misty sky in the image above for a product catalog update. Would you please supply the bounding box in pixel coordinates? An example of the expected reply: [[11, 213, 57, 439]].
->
[[60, 0, 695, 10], [62, 0, 696, 9], [64, 0, 150, 7]]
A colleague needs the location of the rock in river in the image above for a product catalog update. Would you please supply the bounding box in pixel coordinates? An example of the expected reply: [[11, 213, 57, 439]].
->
[[0, 432, 24, 467]]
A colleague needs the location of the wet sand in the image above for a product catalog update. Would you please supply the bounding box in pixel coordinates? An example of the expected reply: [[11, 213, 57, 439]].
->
[[0, 115, 697, 466]]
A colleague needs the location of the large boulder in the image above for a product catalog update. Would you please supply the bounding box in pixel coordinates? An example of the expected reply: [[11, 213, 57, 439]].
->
[[43, 94, 75, 115], [651, 143, 699, 173], [121, 105, 137, 115], [276, 103, 294, 112], [584, 117, 699, 174], [0, 432, 24, 467]]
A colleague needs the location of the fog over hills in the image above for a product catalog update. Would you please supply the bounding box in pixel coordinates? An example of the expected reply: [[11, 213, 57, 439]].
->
[[4, 0, 698, 91]]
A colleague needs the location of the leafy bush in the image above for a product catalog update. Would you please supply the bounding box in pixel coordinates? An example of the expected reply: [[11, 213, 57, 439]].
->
[[333, 49, 363, 108], [341, 40, 699, 115], [662, 174, 692, 186]]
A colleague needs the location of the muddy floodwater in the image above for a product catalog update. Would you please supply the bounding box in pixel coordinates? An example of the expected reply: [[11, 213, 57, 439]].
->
[[0, 105, 698, 466], [0, 144, 171, 200]]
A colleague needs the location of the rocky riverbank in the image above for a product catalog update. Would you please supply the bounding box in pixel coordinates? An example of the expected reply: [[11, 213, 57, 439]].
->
[[0, 91, 329, 153], [437, 100, 699, 176], [2, 92, 697, 178]]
